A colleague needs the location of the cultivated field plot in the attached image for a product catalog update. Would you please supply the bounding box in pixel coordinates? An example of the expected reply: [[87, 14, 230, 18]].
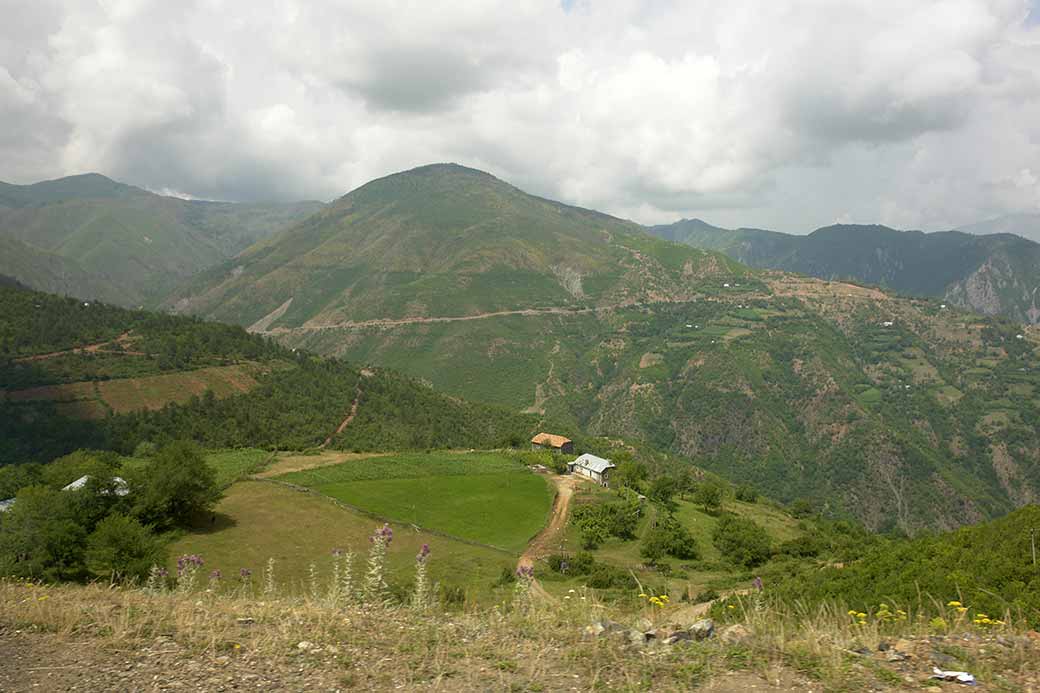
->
[[168, 481, 515, 602], [2, 363, 260, 417], [277, 452, 554, 552]]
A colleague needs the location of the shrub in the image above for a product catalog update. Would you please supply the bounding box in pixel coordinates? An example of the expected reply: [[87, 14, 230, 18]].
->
[[734, 485, 758, 503], [641, 515, 699, 564], [130, 441, 221, 528], [84, 513, 165, 581], [693, 481, 724, 512], [712, 515, 772, 568]]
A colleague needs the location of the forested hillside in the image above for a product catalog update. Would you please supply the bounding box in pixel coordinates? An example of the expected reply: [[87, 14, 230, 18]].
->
[[0, 284, 535, 466], [0, 173, 323, 307]]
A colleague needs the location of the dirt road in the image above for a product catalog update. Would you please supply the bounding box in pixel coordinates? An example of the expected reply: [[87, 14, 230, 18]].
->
[[518, 474, 589, 571]]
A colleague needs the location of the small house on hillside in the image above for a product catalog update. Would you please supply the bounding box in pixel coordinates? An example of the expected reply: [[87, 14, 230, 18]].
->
[[0, 474, 129, 513], [568, 453, 616, 486], [531, 433, 574, 454]]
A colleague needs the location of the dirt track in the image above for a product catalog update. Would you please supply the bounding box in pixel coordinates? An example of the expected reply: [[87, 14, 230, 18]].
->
[[518, 474, 589, 571]]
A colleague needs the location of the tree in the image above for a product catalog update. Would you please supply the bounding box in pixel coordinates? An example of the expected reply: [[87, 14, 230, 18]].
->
[[40, 449, 118, 489], [734, 485, 758, 503], [85, 513, 166, 581], [648, 475, 679, 511], [0, 486, 88, 580], [131, 441, 221, 528], [612, 460, 648, 490], [712, 515, 772, 568], [693, 481, 724, 512], [641, 515, 699, 565], [0, 463, 41, 499]]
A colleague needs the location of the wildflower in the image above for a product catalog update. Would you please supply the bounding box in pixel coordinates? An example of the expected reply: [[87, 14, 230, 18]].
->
[[639, 593, 648, 599], [752, 576, 763, 591], [848, 609, 858, 616], [727, 605, 736, 610], [210, 569, 222, 580], [947, 600, 962, 607], [416, 543, 430, 563], [239, 568, 252, 579], [332, 548, 343, 557], [956, 606, 967, 614]]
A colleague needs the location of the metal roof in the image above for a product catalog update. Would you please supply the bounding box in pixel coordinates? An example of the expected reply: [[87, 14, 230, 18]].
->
[[571, 453, 615, 474]]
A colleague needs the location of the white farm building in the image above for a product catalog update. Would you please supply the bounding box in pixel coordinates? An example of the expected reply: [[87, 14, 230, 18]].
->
[[568, 453, 616, 486]]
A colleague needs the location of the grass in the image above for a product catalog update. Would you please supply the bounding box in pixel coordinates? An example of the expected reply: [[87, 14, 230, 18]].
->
[[3, 578, 1037, 692], [167, 480, 516, 603], [120, 448, 272, 489], [277, 451, 555, 552]]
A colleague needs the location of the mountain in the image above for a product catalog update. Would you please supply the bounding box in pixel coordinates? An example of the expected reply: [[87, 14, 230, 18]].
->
[[0, 173, 324, 307], [167, 164, 1040, 533], [650, 219, 1040, 323], [960, 212, 1040, 245], [164, 163, 745, 328]]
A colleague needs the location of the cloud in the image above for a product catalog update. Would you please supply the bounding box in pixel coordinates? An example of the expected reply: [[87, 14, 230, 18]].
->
[[0, 0, 1038, 231]]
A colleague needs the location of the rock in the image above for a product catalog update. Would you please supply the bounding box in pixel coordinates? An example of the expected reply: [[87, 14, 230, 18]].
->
[[688, 619, 715, 641], [585, 619, 627, 638], [1026, 630, 1040, 642], [663, 630, 693, 645], [236, 618, 255, 626], [885, 651, 908, 662], [877, 640, 891, 652], [633, 618, 653, 632], [892, 639, 914, 653], [930, 650, 958, 668], [719, 624, 752, 645], [627, 630, 647, 648], [296, 641, 315, 652]]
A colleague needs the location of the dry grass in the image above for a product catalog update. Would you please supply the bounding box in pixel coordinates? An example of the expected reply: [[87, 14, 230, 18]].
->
[[2, 579, 1037, 692]]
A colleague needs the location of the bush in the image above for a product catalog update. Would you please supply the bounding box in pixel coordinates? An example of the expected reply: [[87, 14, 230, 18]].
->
[[130, 441, 222, 528], [779, 535, 820, 558], [693, 481, 724, 512], [0, 486, 88, 581], [712, 515, 772, 568], [84, 513, 165, 581], [641, 515, 699, 564], [734, 485, 758, 503]]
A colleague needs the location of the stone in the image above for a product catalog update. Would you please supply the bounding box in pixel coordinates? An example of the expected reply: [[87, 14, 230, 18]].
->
[[930, 651, 958, 668], [236, 618, 255, 626], [663, 630, 694, 645], [627, 630, 647, 648], [633, 618, 653, 632], [877, 640, 891, 652], [885, 651, 908, 662], [719, 623, 751, 644], [296, 641, 315, 652], [688, 619, 715, 640]]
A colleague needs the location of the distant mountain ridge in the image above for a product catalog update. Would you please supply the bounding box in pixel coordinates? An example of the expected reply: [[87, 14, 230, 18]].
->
[[649, 218, 1040, 322], [0, 173, 324, 307]]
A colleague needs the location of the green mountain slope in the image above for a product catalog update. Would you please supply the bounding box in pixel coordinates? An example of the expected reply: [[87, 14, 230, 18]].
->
[[0, 174, 324, 307], [649, 219, 1040, 323], [0, 235, 127, 305], [165, 163, 746, 328], [166, 164, 1040, 533]]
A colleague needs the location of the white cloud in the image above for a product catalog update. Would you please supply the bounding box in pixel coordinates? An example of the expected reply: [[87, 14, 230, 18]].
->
[[0, 0, 1038, 231]]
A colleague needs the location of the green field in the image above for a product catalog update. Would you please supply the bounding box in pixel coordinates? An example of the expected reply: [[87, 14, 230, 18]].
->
[[277, 452, 555, 552], [167, 481, 517, 604]]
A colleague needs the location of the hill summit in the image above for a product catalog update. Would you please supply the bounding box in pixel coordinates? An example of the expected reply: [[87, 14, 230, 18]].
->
[[167, 163, 743, 329]]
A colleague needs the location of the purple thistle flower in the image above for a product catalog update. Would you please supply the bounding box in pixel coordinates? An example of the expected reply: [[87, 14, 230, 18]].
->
[[332, 548, 343, 557], [157, 567, 169, 578], [416, 543, 430, 563], [753, 576, 764, 591], [209, 569, 222, 580], [239, 568, 252, 579], [515, 565, 534, 579]]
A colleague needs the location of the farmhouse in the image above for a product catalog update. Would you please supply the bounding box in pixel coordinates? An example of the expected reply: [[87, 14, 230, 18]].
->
[[531, 432, 574, 454], [568, 453, 616, 486], [0, 474, 129, 513]]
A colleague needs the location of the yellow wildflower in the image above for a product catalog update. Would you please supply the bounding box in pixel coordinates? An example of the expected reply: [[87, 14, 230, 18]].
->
[[947, 600, 962, 607]]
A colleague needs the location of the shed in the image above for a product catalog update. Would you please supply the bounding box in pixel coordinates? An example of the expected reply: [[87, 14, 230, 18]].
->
[[567, 453, 616, 486], [530, 433, 574, 454], [62, 475, 130, 496]]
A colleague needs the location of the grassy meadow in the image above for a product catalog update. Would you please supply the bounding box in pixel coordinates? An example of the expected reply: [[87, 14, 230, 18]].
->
[[277, 451, 555, 552], [166, 480, 517, 604]]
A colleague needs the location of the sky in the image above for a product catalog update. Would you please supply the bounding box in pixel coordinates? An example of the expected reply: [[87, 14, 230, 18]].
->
[[1, 1, 1039, 233]]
